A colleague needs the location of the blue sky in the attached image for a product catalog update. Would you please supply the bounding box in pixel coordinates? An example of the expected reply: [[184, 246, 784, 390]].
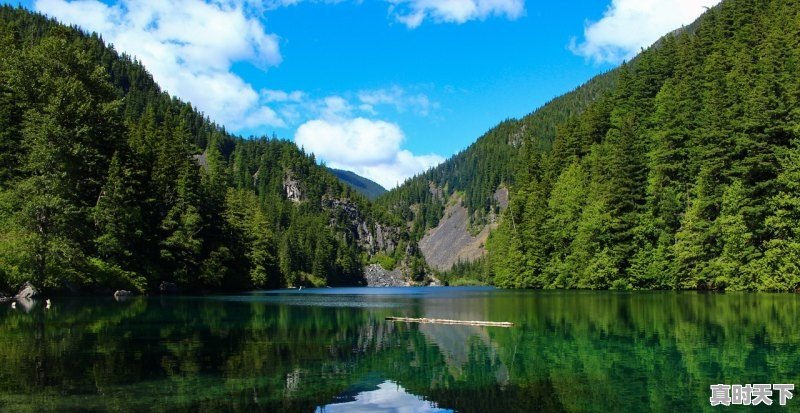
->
[[7, 0, 720, 188]]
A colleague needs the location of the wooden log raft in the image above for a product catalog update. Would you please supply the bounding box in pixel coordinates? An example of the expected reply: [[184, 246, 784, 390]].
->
[[385, 317, 514, 328]]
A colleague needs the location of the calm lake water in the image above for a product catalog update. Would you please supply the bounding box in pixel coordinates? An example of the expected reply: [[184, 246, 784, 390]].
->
[[0, 288, 798, 412]]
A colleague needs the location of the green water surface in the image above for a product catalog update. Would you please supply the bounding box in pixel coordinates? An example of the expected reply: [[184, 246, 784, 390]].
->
[[0, 288, 797, 412]]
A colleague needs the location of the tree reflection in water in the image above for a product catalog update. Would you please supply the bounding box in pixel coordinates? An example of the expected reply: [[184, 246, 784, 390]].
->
[[0, 288, 797, 412]]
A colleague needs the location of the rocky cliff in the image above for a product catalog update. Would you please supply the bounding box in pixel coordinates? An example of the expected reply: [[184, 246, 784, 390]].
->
[[418, 187, 508, 271]]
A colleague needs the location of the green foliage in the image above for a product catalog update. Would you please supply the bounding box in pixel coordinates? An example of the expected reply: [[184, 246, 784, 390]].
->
[[370, 253, 396, 271], [328, 168, 387, 200], [0, 6, 412, 293], [437, 256, 491, 286], [487, 0, 800, 291], [378, 71, 617, 240]]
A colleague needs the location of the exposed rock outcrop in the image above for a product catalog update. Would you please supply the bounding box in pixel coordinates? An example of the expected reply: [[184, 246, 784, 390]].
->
[[284, 173, 303, 203], [322, 197, 402, 255], [418, 186, 509, 271], [192, 152, 208, 171], [15, 281, 39, 299], [363, 264, 408, 287], [419, 201, 491, 271]]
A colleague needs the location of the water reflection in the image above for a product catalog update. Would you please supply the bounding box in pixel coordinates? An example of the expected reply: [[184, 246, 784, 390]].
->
[[317, 380, 453, 413], [0, 289, 797, 412]]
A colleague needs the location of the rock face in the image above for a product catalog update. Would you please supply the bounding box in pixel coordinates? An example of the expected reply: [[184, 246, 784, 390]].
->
[[284, 173, 303, 203], [418, 187, 510, 271], [192, 152, 209, 171], [322, 197, 402, 255], [363, 264, 408, 287], [15, 282, 39, 299], [418, 200, 491, 271], [159, 282, 179, 295]]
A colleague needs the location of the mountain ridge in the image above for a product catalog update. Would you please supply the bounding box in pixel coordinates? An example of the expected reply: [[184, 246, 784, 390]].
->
[[0, 5, 424, 294], [327, 168, 387, 200]]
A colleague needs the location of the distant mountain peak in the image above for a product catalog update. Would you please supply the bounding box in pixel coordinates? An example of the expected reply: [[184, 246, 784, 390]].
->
[[328, 168, 387, 200]]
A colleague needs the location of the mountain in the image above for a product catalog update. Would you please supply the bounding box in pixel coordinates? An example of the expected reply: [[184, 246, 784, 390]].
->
[[382, 0, 800, 292], [4, 0, 796, 293], [0, 6, 422, 294], [488, 0, 800, 291], [328, 168, 387, 200], [377, 52, 618, 273]]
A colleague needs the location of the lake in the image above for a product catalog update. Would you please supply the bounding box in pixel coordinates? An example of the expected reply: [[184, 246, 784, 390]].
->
[[0, 288, 797, 412]]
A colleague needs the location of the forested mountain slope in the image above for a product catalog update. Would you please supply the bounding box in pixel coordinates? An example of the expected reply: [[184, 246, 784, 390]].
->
[[0, 6, 417, 294], [378, 72, 617, 237], [489, 0, 800, 291], [328, 168, 387, 200], [376, 46, 618, 273]]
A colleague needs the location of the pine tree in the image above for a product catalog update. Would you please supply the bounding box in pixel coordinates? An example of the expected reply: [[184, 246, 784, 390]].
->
[[160, 160, 204, 286], [710, 180, 758, 290], [672, 171, 717, 289], [8, 31, 123, 287], [94, 149, 147, 271], [755, 139, 800, 291], [543, 159, 586, 286]]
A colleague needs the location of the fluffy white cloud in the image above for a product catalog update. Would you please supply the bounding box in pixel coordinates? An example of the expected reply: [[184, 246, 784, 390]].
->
[[295, 118, 443, 188], [388, 0, 525, 29], [35, 0, 287, 131], [571, 0, 721, 64], [37, 0, 447, 185]]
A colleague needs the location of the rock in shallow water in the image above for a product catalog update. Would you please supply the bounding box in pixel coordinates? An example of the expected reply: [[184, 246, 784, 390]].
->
[[15, 281, 39, 299]]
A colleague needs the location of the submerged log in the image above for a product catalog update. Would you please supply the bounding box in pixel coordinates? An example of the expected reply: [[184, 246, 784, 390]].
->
[[385, 317, 514, 328]]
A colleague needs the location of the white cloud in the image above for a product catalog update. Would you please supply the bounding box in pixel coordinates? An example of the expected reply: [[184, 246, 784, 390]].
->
[[320, 381, 449, 413], [570, 0, 721, 64], [37, 0, 447, 185], [262, 89, 306, 103], [35, 0, 287, 132], [358, 86, 436, 116], [388, 0, 525, 29], [319, 96, 354, 120], [261, 0, 526, 28], [295, 117, 443, 188]]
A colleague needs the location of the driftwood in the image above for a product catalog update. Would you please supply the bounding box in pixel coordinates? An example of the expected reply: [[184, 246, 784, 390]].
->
[[386, 317, 514, 328]]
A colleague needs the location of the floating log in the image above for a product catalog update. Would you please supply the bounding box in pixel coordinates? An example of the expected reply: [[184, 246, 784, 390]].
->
[[385, 317, 514, 328]]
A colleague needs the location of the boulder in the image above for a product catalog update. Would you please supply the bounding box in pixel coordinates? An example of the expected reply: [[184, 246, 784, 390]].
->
[[15, 298, 35, 313], [159, 281, 179, 295], [15, 281, 39, 299], [114, 290, 134, 298], [363, 264, 408, 287]]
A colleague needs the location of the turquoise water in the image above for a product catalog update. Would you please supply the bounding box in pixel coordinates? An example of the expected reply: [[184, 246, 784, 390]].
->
[[0, 288, 798, 412]]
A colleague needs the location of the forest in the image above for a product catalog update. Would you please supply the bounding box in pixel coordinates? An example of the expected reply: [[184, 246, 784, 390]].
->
[[0, 6, 414, 294], [3, 0, 800, 294], [486, 0, 800, 291]]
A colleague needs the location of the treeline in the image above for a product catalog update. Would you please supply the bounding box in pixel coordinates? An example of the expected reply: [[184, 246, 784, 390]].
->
[[489, 0, 800, 291], [0, 6, 405, 293]]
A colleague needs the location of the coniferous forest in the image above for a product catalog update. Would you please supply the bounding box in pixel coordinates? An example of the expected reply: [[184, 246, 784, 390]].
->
[[0, 6, 412, 294], [3, 0, 800, 293], [485, 0, 800, 291], [4, 2, 800, 412]]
